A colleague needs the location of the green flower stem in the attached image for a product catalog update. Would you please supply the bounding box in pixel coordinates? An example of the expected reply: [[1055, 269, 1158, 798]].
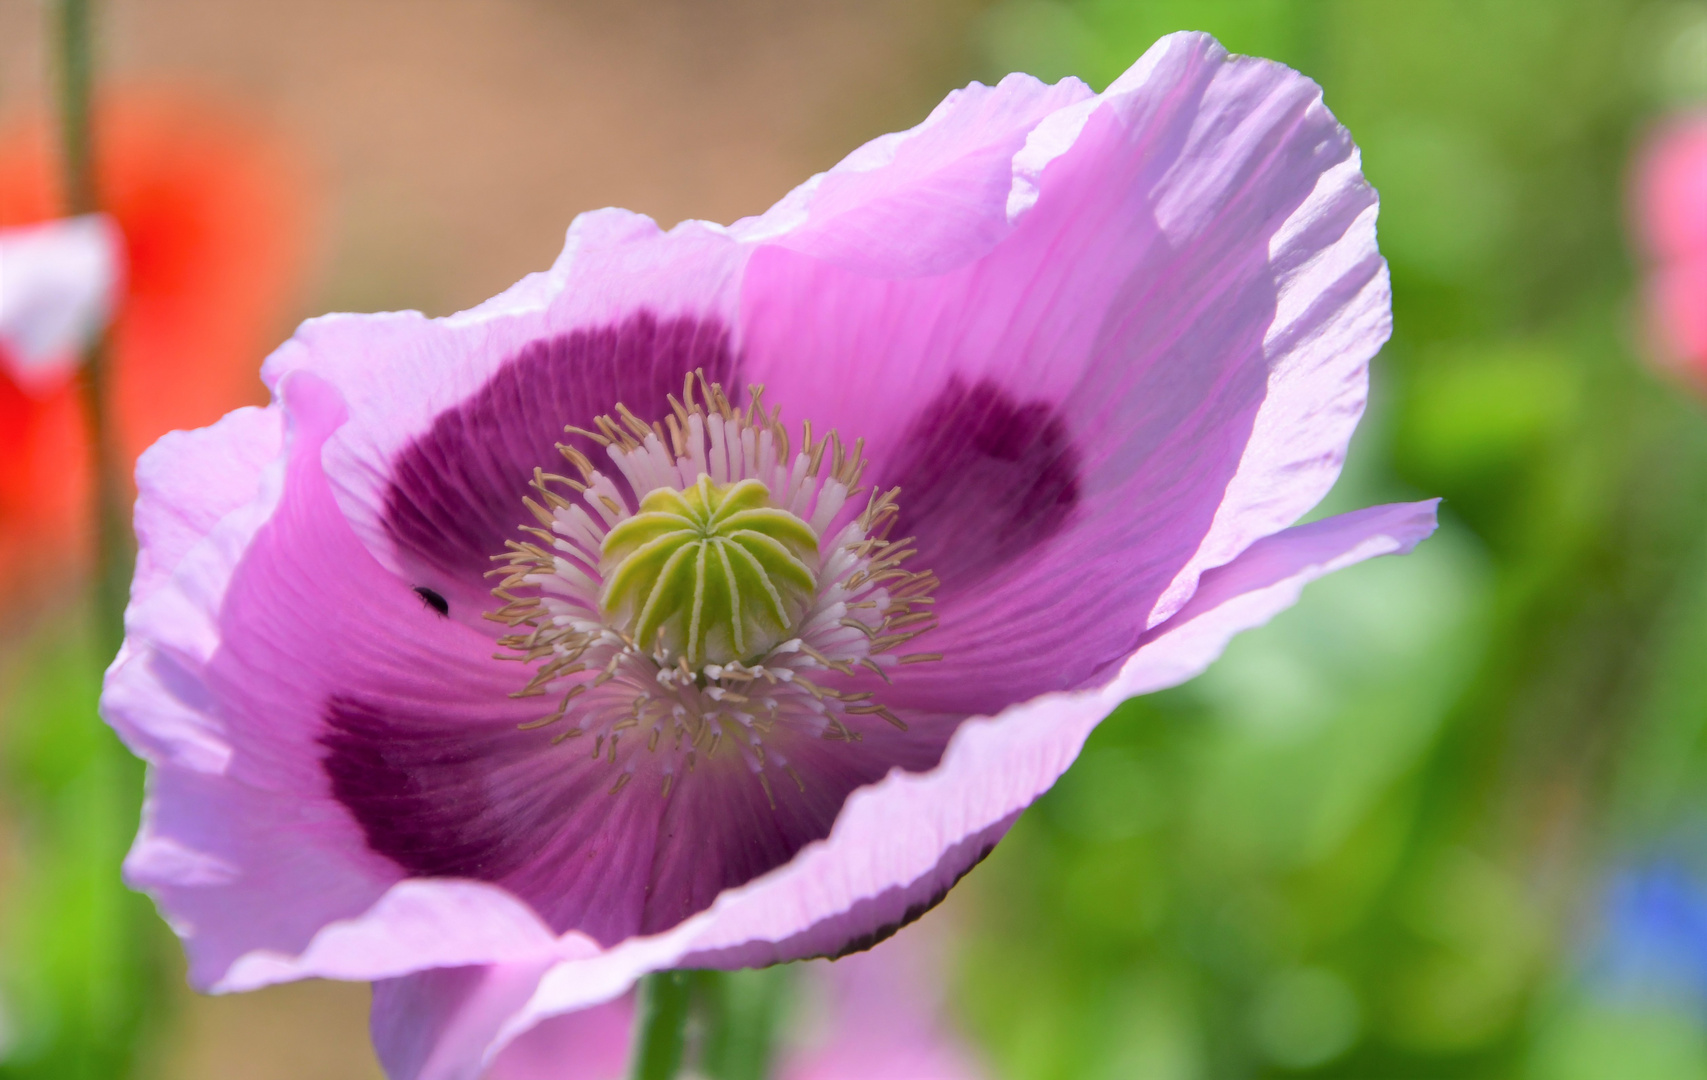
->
[[77, 326, 130, 662], [55, 0, 130, 658], [629, 971, 695, 1080], [55, 0, 96, 217], [694, 968, 790, 1080]]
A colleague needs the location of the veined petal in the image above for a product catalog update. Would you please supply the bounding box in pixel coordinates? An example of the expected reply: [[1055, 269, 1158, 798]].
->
[[112, 372, 575, 986], [733, 74, 1095, 277], [741, 32, 1385, 712]]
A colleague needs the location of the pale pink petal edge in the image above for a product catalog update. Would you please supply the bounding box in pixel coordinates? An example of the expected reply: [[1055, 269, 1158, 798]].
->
[[106, 405, 286, 775], [1072, 35, 1390, 628]]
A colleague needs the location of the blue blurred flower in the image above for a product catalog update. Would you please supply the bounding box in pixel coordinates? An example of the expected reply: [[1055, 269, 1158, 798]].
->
[[1593, 860, 1707, 1006]]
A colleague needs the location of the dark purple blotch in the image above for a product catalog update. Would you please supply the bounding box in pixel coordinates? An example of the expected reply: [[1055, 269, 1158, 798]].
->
[[381, 311, 735, 602], [888, 377, 1081, 593], [321, 694, 555, 882]]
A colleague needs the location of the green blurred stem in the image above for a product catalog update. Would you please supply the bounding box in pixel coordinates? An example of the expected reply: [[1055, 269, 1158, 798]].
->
[[55, 0, 96, 216], [694, 968, 789, 1080], [75, 327, 129, 661], [630, 972, 694, 1080], [54, 0, 129, 658]]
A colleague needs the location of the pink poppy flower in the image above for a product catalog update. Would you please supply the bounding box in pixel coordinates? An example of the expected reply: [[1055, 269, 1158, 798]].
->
[[1635, 113, 1707, 383], [104, 31, 1436, 1080], [485, 916, 983, 1080]]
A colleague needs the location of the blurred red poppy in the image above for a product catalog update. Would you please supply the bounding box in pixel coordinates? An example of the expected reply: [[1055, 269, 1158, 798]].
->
[[0, 91, 316, 606]]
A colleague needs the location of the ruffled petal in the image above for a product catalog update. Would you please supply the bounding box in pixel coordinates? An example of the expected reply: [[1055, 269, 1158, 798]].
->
[[732, 74, 1094, 276], [110, 371, 384, 983], [107, 403, 283, 806], [738, 33, 1386, 714], [106, 399, 296, 776], [129, 404, 281, 609]]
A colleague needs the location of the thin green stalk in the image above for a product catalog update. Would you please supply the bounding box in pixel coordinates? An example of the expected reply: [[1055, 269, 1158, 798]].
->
[[77, 329, 130, 661], [629, 971, 694, 1080], [56, 0, 96, 217], [694, 968, 790, 1080], [55, 0, 130, 657]]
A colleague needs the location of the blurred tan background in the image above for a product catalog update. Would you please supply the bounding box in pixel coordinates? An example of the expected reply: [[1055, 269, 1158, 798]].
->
[[1, 0, 979, 318]]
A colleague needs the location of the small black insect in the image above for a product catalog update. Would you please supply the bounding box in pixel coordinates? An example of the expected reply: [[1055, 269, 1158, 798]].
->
[[412, 586, 450, 617]]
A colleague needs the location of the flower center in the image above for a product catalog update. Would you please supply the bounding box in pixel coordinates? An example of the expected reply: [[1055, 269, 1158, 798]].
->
[[487, 373, 939, 801], [600, 476, 820, 667]]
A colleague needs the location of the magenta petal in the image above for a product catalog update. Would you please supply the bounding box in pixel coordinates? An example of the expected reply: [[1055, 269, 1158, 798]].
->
[[113, 370, 954, 979], [634, 723, 948, 936], [1648, 256, 1707, 366], [736, 33, 1387, 714], [120, 366, 688, 964], [1636, 114, 1707, 261], [108, 405, 283, 775]]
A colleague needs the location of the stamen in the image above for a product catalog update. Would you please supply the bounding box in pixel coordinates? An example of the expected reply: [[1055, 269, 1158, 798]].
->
[[488, 373, 940, 805]]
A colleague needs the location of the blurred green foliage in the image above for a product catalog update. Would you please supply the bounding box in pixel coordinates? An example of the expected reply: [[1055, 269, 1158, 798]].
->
[[0, 624, 166, 1079], [962, 2, 1707, 1078]]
